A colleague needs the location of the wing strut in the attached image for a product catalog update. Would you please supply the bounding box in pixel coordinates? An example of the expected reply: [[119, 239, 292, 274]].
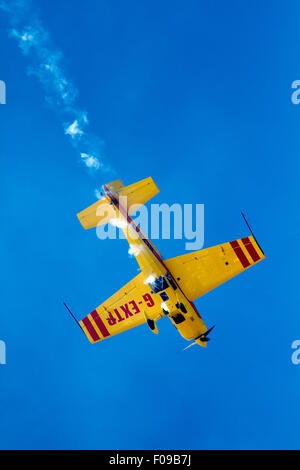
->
[[241, 212, 265, 255]]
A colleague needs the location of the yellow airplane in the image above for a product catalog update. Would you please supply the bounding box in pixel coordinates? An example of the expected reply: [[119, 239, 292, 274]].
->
[[67, 177, 265, 348]]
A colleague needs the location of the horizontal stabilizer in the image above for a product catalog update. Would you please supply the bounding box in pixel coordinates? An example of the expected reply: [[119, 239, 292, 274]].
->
[[116, 177, 159, 215], [77, 177, 159, 230], [77, 197, 116, 229]]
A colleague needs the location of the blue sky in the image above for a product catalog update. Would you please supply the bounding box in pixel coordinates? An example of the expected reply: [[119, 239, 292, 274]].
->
[[0, 0, 300, 450]]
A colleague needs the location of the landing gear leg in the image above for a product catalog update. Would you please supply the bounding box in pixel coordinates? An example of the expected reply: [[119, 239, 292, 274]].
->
[[144, 312, 159, 334]]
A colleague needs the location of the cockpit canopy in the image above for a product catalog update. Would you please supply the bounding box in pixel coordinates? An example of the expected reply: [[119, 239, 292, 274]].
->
[[148, 275, 169, 293]]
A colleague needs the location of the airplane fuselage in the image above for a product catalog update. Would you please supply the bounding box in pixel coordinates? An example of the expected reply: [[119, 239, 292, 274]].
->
[[103, 184, 208, 342]]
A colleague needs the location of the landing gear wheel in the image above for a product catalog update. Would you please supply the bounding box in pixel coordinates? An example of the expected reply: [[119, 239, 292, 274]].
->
[[146, 318, 158, 334], [147, 319, 155, 330], [176, 302, 187, 314], [172, 313, 186, 324]]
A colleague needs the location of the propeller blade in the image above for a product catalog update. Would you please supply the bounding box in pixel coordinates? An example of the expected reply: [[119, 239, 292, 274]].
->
[[183, 341, 197, 351], [201, 324, 216, 338]]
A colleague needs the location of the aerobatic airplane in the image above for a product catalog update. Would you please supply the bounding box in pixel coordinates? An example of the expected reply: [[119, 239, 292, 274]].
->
[[66, 177, 265, 349]]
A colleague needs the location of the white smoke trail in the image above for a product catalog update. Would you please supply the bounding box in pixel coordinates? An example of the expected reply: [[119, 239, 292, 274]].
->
[[0, 0, 109, 174]]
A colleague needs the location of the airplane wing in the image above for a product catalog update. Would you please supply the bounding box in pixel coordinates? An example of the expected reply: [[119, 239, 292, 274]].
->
[[79, 272, 162, 343], [164, 236, 265, 301]]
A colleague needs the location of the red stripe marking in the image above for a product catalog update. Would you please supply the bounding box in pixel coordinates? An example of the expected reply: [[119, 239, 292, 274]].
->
[[230, 240, 251, 268], [82, 316, 100, 341], [90, 310, 110, 338], [241, 237, 260, 262], [191, 301, 202, 319]]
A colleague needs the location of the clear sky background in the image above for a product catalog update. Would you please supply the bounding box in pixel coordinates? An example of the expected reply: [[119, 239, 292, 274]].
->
[[0, 0, 300, 450]]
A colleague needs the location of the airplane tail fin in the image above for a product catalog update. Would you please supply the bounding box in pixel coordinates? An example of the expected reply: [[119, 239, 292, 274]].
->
[[77, 177, 159, 229]]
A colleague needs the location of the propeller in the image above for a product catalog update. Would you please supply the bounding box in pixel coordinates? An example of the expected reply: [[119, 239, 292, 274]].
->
[[199, 324, 216, 342], [183, 325, 216, 351]]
